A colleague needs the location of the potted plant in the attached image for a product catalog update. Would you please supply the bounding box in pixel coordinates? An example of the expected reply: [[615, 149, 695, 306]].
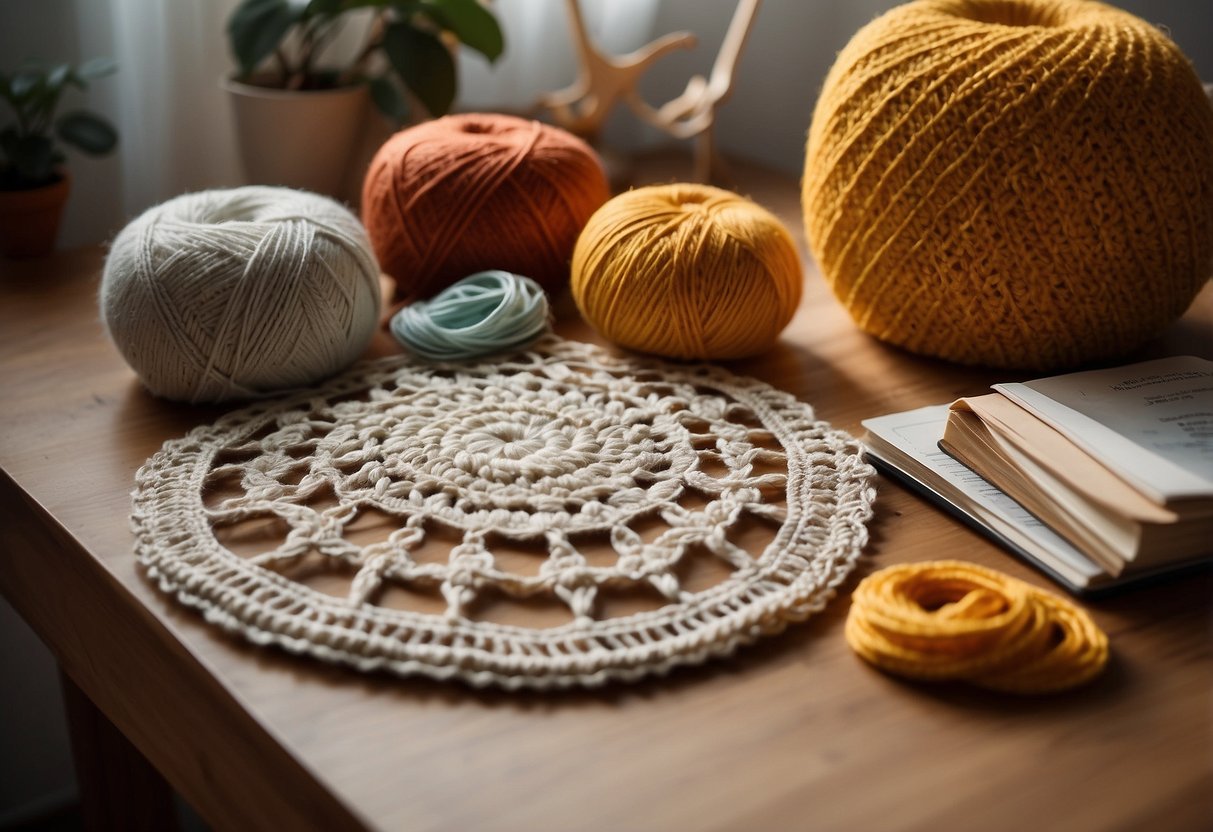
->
[[224, 0, 503, 198], [0, 59, 118, 259]]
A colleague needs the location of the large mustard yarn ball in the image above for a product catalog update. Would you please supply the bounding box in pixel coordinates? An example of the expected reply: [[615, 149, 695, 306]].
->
[[803, 0, 1213, 370], [572, 184, 802, 360]]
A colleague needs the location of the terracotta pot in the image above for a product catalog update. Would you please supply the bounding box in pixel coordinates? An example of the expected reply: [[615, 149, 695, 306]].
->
[[0, 173, 71, 259], [223, 78, 370, 200]]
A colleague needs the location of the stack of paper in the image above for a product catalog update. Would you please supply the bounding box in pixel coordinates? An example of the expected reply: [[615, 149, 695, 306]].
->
[[864, 356, 1213, 594]]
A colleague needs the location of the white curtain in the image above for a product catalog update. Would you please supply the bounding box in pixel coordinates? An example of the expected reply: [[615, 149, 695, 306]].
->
[[93, 0, 244, 213], [41, 0, 245, 247]]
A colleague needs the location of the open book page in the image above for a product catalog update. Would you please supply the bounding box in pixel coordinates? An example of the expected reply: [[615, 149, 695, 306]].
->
[[944, 406, 1135, 574], [994, 356, 1213, 503], [863, 405, 1105, 589], [957, 395, 1176, 524]]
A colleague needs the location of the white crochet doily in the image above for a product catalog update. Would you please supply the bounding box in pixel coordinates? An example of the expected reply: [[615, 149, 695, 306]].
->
[[133, 337, 875, 688]]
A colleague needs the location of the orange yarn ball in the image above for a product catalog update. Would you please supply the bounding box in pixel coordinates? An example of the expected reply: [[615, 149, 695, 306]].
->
[[571, 184, 803, 360], [361, 113, 610, 302]]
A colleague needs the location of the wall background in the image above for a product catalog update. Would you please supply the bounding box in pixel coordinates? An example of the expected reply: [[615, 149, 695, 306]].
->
[[1, 0, 1210, 823]]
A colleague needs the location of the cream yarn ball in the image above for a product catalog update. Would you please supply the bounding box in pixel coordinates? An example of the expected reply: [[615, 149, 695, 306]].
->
[[101, 187, 382, 403]]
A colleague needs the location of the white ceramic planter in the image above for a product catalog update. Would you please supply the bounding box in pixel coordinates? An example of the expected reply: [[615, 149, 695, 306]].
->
[[224, 79, 370, 199]]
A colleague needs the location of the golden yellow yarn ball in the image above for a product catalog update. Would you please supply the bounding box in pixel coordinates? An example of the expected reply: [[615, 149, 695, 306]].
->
[[803, 0, 1213, 371], [571, 184, 803, 359]]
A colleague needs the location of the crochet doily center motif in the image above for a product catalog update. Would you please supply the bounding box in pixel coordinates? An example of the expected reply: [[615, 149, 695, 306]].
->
[[133, 337, 876, 689], [386, 395, 694, 519]]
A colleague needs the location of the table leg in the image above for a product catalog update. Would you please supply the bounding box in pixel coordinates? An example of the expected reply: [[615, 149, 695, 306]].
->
[[59, 670, 181, 832]]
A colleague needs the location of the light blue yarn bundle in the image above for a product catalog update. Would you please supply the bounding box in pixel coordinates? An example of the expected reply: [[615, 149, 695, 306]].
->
[[389, 270, 551, 360]]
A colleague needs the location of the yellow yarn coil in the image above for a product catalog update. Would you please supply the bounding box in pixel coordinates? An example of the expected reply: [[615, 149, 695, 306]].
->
[[846, 561, 1108, 693], [571, 184, 802, 360], [803, 0, 1213, 371]]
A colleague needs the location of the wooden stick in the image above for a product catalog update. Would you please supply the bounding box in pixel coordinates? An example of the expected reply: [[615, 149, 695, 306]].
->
[[628, 0, 762, 182], [537, 0, 697, 143]]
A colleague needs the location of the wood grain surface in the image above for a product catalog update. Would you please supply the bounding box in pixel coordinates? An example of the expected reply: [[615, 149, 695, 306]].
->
[[1, 156, 1211, 832]]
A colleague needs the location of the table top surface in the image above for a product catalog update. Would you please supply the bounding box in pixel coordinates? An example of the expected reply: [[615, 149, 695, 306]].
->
[[2, 156, 1211, 832]]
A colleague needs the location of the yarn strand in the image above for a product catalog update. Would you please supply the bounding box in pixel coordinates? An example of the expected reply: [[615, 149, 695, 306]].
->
[[389, 270, 550, 360], [845, 560, 1109, 694]]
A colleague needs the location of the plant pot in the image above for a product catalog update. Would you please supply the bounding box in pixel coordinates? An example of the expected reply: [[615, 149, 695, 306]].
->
[[223, 78, 370, 199], [0, 173, 70, 259]]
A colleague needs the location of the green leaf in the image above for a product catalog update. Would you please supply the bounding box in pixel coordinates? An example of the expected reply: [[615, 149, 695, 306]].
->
[[47, 64, 71, 92], [76, 57, 118, 80], [227, 0, 300, 75], [38, 66, 72, 125], [304, 0, 345, 15], [56, 110, 118, 155], [368, 75, 409, 123], [422, 0, 502, 62], [382, 22, 456, 117], [10, 69, 41, 102]]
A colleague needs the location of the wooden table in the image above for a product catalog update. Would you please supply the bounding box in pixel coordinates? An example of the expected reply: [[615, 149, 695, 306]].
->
[[2, 158, 1211, 832]]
